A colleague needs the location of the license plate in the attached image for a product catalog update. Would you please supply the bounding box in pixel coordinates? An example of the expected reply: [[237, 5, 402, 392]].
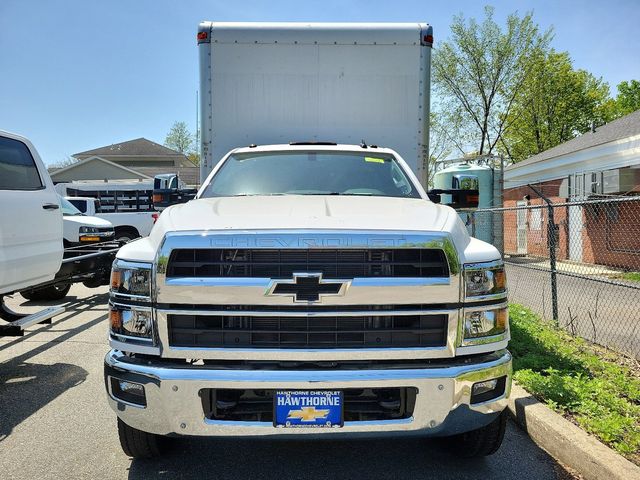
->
[[274, 390, 343, 428]]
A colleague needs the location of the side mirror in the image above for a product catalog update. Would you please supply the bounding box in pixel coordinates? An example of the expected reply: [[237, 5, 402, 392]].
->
[[452, 189, 479, 209], [429, 188, 479, 209], [427, 192, 441, 203]]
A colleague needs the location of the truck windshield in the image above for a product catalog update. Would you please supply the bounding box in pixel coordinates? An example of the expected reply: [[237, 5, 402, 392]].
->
[[200, 151, 421, 199], [59, 196, 83, 216]]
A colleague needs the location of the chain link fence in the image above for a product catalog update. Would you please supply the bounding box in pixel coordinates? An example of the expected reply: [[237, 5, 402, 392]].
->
[[464, 196, 640, 359]]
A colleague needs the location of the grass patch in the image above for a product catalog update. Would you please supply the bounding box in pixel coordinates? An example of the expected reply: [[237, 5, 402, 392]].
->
[[621, 272, 640, 283], [606, 271, 640, 283], [509, 304, 640, 461]]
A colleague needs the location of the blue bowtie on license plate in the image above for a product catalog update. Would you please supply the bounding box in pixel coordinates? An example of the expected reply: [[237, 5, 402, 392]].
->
[[274, 390, 343, 428]]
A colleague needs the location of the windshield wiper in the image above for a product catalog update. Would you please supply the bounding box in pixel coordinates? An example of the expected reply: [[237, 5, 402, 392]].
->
[[230, 193, 287, 197], [288, 192, 374, 196], [226, 192, 376, 197]]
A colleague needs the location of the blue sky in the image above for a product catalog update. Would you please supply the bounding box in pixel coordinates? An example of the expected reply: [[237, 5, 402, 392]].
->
[[1, 0, 638, 165]]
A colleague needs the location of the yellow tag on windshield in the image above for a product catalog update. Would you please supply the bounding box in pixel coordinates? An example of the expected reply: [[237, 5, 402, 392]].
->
[[365, 157, 385, 164]]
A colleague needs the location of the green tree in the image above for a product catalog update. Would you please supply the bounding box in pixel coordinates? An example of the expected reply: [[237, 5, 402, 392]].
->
[[187, 151, 200, 166], [614, 79, 640, 116], [503, 50, 612, 161], [434, 6, 551, 156], [426, 111, 452, 186], [164, 121, 194, 154]]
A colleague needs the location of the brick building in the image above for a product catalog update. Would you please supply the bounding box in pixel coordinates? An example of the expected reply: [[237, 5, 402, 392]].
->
[[503, 109, 640, 269]]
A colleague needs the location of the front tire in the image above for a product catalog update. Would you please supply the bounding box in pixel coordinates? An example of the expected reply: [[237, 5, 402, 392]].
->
[[82, 275, 108, 289], [115, 227, 140, 244], [117, 418, 163, 459], [447, 410, 507, 457]]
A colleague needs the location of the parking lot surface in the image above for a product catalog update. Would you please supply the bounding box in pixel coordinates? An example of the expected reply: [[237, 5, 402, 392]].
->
[[0, 285, 574, 479]]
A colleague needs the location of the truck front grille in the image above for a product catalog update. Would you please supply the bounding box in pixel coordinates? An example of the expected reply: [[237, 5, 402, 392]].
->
[[165, 248, 448, 279], [167, 313, 448, 349]]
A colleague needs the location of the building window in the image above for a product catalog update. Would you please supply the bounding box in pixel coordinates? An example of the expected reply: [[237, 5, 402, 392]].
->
[[530, 208, 543, 231], [588, 172, 601, 194]]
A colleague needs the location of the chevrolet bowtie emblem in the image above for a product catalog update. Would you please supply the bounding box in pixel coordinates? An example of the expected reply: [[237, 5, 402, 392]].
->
[[267, 273, 350, 303], [287, 407, 331, 422]]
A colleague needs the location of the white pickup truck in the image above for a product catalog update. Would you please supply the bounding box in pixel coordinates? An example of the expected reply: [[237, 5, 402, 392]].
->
[[59, 196, 115, 246], [65, 196, 157, 242], [0, 130, 66, 330], [104, 23, 511, 459]]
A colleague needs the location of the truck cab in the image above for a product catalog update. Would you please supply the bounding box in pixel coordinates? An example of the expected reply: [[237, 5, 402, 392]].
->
[[152, 174, 197, 210], [0, 130, 67, 333], [63, 195, 157, 243], [0, 130, 63, 295], [60, 196, 114, 246]]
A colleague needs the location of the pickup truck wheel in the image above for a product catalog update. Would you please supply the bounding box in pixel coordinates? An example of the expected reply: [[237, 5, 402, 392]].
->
[[115, 227, 140, 244], [117, 418, 163, 459], [447, 410, 507, 457], [82, 276, 108, 288], [20, 282, 71, 301]]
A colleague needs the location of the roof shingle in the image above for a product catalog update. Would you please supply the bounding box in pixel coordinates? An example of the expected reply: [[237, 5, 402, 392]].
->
[[73, 138, 186, 158]]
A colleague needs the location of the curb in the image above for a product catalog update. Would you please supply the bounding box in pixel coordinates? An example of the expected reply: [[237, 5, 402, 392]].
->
[[507, 384, 640, 480]]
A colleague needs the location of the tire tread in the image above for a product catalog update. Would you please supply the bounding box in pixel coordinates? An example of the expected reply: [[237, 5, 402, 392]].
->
[[117, 418, 162, 459], [451, 410, 507, 457]]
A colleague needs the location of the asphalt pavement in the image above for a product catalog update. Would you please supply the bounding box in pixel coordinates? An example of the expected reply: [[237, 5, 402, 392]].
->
[[0, 285, 575, 480]]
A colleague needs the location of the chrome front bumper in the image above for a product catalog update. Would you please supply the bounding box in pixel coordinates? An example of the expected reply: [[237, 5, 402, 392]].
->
[[104, 349, 511, 437]]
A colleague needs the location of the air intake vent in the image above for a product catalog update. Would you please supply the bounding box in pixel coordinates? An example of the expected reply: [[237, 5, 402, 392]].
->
[[166, 249, 448, 279], [167, 313, 448, 349]]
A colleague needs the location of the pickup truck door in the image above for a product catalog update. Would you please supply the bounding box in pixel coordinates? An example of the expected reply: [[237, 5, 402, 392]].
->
[[0, 133, 63, 294]]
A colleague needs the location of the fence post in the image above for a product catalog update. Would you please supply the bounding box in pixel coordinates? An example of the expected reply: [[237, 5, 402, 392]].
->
[[528, 184, 559, 323]]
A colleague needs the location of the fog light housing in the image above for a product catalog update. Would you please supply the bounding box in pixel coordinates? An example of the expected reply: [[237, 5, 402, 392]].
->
[[110, 377, 147, 406], [473, 379, 498, 395], [471, 376, 506, 404], [120, 381, 145, 396]]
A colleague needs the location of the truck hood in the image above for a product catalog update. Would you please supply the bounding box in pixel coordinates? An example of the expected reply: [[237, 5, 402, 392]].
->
[[156, 196, 452, 233], [119, 196, 499, 265], [63, 215, 113, 228]]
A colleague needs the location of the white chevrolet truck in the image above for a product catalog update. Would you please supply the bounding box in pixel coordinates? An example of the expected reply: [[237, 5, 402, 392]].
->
[[104, 22, 511, 459], [0, 130, 65, 321]]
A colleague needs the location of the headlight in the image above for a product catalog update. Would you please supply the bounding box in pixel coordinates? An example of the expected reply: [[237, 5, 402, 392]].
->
[[110, 260, 152, 299], [463, 307, 508, 341], [79, 226, 99, 234], [464, 261, 506, 298], [110, 305, 153, 340]]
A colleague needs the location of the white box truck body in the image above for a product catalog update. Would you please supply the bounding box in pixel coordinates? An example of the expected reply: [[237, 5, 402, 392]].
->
[[198, 22, 432, 186]]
